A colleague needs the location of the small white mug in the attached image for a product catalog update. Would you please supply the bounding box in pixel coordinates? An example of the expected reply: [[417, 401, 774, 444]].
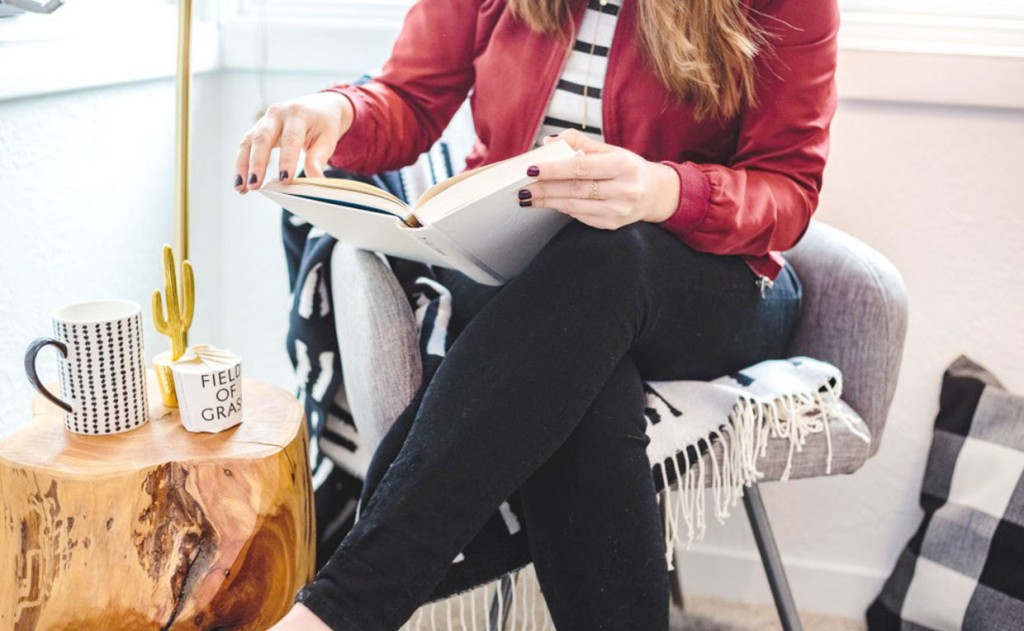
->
[[24, 299, 150, 435]]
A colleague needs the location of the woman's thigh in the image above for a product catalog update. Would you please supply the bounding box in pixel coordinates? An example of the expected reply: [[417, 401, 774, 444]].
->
[[435, 221, 802, 382], [629, 240, 803, 381]]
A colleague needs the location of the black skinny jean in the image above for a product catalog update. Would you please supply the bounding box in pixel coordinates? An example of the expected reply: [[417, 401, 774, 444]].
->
[[297, 220, 803, 631]]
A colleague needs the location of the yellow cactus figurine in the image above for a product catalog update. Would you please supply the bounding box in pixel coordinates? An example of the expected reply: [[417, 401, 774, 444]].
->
[[153, 245, 195, 359], [151, 244, 195, 407]]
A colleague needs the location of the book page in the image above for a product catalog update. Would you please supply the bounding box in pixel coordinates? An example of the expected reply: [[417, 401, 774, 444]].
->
[[291, 177, 408, 207], [418, 141, 579, 280], [430, 181, 573, 281], [412, 163, 494, 210], [414, 140, 577, 223], [264, 179, 413, 222], [259, 188, 451, 267]]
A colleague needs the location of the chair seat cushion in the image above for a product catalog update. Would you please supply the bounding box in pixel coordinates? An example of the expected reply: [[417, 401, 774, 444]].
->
[[750, 398, 872, 481], [677, 397, 871, 489]]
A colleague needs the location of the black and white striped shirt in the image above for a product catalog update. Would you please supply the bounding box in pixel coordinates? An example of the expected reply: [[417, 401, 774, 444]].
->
[[534, 0, 622, 148]]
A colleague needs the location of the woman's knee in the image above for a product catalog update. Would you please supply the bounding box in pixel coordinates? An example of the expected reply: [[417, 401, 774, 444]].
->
[[546, 222, 654, 266], [523, 221, 679, 293], [547, 220, 714, 271]]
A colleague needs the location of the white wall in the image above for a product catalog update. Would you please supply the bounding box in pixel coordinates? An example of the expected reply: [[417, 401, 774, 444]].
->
[[0, 79, 195, 437], [0, 74, 302, 438], [2, 26, 1022, 623], [198, 72, 349, 397]]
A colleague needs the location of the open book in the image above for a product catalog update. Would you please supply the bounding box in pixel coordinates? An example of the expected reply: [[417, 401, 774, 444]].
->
[[259, 140, 579, 285]]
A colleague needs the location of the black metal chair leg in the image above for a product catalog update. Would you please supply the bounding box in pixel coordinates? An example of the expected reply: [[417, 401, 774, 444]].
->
[[660, 497, 685, 610], [487, 572, 516, 631], [668, 549, 685, 611], [743, 483, 803, 631]]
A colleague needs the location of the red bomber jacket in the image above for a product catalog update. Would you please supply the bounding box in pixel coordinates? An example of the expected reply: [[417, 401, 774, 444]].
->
[[322, 0, 840, 283]]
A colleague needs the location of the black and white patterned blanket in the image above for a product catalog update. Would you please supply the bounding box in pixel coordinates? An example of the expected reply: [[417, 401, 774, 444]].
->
[[281, 146, 866, 607]]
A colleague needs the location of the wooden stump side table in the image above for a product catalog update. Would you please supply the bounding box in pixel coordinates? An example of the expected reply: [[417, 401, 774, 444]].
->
[[0, 373, 315, 631]]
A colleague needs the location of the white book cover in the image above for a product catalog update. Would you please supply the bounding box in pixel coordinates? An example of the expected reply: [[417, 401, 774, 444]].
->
[[259, 140, 579, 285]]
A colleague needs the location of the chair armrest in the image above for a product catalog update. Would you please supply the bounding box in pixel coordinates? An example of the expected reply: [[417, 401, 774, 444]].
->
[[330, 244, 422, 456], [783, 220, 909, 457]]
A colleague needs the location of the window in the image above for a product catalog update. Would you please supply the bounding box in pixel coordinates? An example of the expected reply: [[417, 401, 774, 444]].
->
[[840, 0, 1024, 20], [231, 0, 1024, 22], [0, 0, 215, 42], [231, 0, 412, 24], [0, 0, 218, 101], [838, 0, 1024, 57], [0, 0, 150, 38]]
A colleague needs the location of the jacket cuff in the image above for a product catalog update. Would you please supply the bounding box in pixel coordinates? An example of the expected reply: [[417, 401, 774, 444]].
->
[[319, 83, 369, 171], [656, 161, 712, 236]]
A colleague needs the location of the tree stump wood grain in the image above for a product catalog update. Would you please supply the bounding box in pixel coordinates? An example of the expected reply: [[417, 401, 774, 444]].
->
[[0, 373, 315, 631]]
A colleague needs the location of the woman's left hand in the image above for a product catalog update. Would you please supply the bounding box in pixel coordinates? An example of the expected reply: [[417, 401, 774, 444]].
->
[[519, 129, 680, 230]]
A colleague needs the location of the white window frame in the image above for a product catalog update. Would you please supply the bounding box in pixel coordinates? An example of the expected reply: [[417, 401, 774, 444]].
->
[[229, 0, 412, 24], [2, 0, 1022, 108], [0, 0, 219, 101], [840, 0, 1024, 20], [835, 1, 1024, 108], [840, 4, 1024, 57]]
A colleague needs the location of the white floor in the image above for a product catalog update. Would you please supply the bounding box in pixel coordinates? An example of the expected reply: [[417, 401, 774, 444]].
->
[[675, 595, 864, 631]]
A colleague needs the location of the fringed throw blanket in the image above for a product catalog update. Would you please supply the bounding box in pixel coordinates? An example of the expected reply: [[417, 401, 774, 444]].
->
[[281, 149, 869, 622]]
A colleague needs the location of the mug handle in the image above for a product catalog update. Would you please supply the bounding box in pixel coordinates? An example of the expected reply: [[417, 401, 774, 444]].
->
[[24, 337, 74, 413]]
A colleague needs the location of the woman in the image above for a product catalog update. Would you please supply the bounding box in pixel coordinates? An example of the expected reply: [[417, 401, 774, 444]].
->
[[235, 0, 838, 628]]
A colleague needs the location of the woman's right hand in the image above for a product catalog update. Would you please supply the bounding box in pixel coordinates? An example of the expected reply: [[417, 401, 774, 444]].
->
[[267, 604, 331, 631], [234, 91, 354, 194]]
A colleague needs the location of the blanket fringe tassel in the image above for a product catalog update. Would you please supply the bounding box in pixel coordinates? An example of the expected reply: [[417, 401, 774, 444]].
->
[[658, 382, 868, 571], [399, 563, 554, 631]]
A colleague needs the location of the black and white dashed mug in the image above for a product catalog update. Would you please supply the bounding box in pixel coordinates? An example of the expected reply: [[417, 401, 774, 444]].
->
[[24, 300, 150, 435]]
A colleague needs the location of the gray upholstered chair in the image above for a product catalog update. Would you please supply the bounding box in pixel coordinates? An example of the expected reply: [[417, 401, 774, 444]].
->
[[329, 218, 909, 630], [712, 220, 908, 628]]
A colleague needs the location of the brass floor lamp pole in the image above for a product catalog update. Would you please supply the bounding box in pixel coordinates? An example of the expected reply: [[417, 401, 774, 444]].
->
[[174, 0, 192, 346], [151, 0, 194, 408]]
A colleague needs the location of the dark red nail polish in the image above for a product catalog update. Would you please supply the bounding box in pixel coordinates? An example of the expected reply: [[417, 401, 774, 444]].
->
[[526, 166, 540, 177], [233, 174, 243, 187], [279, 170, 288, 181], [248, 173, 258, 184], [519, 200, 532, 208], [518, 189, 531, 200]]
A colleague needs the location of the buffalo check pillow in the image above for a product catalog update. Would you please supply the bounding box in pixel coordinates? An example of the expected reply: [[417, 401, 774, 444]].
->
[[867, 355, 1024, 630]]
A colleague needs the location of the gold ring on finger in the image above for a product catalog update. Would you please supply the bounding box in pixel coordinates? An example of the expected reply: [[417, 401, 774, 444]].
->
[[588, 180, 600, 200]]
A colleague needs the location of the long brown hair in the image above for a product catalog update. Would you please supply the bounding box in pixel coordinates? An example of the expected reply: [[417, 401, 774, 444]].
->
[[508, 0, 764, 119]]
